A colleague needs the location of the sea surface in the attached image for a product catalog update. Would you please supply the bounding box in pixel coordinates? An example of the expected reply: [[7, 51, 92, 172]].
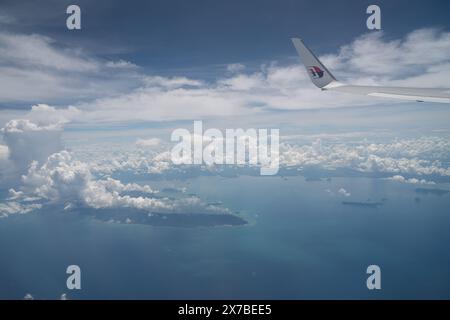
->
[[1, 175, 450, 299]]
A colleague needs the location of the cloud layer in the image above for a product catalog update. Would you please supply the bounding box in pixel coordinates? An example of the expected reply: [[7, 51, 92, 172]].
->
[[65, 133, 450, 182], [1, 146, 231, 217], [2, 28, 450, 124], [1, 28, 450, 217], [0, 32, 142, 104], [1, 115, 449, 217], [0, 114, 231, 217]]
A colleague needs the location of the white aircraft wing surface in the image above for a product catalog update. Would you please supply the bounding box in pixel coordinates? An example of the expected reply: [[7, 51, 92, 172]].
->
[[291, 37, 450, 103]]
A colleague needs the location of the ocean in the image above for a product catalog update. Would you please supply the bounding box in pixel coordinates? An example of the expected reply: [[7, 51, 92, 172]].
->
[[1, 175, 449, 299]]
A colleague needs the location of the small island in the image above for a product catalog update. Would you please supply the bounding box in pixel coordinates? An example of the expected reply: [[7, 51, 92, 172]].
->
[[341, 201, 383, 208]]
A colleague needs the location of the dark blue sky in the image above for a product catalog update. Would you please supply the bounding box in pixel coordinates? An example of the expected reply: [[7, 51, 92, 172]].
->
[[1, 0, 450, 76]]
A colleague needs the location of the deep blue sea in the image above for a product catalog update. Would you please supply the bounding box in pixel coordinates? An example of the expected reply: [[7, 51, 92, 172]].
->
[[1, 175, 450, 299]]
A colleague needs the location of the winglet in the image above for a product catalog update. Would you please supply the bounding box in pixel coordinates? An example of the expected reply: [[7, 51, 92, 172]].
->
[[291, 38, 337, 88]]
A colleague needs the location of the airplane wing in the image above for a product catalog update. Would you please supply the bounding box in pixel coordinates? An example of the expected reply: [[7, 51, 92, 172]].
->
[[291, 38, 450, 103]]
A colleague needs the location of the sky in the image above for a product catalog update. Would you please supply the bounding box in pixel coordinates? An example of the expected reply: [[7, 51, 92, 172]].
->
[[1, 0, 449, 69]]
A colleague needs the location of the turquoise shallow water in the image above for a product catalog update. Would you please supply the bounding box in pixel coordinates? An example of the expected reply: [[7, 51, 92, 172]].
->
[[0, 175, 450, 299]]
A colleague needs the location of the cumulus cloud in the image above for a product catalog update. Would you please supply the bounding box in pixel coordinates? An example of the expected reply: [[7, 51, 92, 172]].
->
[[0, 104, 84, 175], [64, 133, 450, 186], [2, 114, 448, 217], [2, 149, 230, 217], [387, 175, 436, 185], [1, 118, 63, 173], [16, 151, 149, 206], [25, 104, 80, 126], [0, 111, 232, 217], [69, 28, 450, 122], [279, 137, 450, 177], [0, 201, 42, 218], [0, 33, 98, 72], [338, 188, 351, 197], [143, 76, 203, 89], [0, 105, 83, 185], [332, 29, 450, 85], [0, 32, 143, 104]]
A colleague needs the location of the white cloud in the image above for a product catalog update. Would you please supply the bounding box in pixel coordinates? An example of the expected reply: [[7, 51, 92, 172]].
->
[[26, 104, 80, 126], [3, 28, 450, 123], [64, 133, 450, 182], [226, 63, 245, 73], [4, 148, 230, 216], [136, 138, 162, 148], [387, 175, 436, 185], [0, 32, 143, 103], [66, 28, 450, 123], [2, 114, 448, 217], [279, 137, 450, 177], [338, 188, 351, 197], [1, 118, 63, 172], [1, 114, 227, 217]]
